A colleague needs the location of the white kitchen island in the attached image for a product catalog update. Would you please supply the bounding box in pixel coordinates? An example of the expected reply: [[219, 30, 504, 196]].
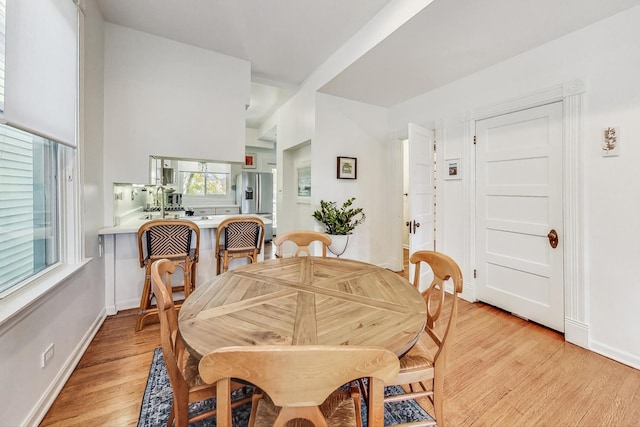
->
[[98, 214, 271, 315]]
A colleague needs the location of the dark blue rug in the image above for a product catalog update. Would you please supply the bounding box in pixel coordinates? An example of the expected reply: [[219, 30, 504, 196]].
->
[[138, 348, 434, 426]]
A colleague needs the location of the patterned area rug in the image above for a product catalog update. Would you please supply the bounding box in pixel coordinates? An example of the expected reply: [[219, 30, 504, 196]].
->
[[138, 348, 434, 426]]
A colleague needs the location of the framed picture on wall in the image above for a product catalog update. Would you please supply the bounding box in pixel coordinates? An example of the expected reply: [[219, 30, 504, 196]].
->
[[337, 156, 357, 179], [445, 158, 461, 180], [296, 160, 311, 204], [244, 153, 257, 169]]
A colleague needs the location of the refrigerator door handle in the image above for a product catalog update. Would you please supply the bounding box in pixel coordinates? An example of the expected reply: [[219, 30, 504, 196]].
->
[[256, 174, 261, 213]]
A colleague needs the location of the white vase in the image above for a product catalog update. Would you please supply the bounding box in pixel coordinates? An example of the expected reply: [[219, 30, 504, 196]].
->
[[327, 233, 351, 257]]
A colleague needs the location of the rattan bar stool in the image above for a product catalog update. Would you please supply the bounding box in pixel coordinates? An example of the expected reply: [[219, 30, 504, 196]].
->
[[215, 216, 264, 274], [136, 219, 200, 331]]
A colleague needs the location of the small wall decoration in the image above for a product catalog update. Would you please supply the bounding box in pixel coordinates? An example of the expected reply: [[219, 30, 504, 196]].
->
[[445, 158, 461, 180], [296, 160, 311, 204], [297, 166, 311, 197], [602, 126, 620, 157], [244, 153, 257, 168], [337, 156, 357, 179]]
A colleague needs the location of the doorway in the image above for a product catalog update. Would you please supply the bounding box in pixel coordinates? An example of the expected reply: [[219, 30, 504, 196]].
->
[[399, 124, 436, 287], [475, 102, 564, 332]]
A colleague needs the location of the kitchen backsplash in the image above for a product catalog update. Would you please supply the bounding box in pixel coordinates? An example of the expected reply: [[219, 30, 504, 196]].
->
[[112, 183, 239, 225]]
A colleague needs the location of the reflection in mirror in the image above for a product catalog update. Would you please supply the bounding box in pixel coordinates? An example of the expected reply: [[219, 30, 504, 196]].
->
[[149, 155, 244, 209]]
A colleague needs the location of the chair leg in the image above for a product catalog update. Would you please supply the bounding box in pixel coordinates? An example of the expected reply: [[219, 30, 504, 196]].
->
[[136, 265, 153, 331], [183, 261, 192, 298], [223, 253, 229, 273], [433, 371, 444, 423], [190, 261, 197, 292], [166, 404, 176, 427]]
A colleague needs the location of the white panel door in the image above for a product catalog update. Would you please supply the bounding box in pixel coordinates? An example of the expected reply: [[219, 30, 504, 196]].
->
[[408, 123, 435, 290], [475, 102, 564, 332]]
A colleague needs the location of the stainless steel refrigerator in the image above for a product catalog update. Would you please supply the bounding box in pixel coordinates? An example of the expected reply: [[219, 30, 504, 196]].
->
[[236, 172, 274, 242]]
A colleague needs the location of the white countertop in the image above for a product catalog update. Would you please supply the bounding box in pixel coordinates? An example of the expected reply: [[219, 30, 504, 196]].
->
[[98, 214, 271, 235]]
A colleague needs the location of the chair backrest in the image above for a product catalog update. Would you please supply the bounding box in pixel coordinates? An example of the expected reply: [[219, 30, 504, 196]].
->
[[199, 345, 399, 427], [150, 259, 190, 408], [273, 230, 332, 257], [137, 219, 200, 266], [215, 216, 265, 253], [411, 250, 463, 365]]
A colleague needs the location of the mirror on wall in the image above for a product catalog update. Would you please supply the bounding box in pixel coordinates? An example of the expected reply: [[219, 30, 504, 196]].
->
[[149, 155, 244, 200], [150, 156, 242, 187]]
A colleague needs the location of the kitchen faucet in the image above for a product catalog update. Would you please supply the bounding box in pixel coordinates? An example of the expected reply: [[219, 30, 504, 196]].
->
[[155, 185, 166, 219]]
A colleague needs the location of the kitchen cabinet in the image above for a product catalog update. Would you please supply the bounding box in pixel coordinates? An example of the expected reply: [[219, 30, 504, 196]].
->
[[193, 207, 216, 216], [191, 206, 240, 216], [215, 207, 240, 215]]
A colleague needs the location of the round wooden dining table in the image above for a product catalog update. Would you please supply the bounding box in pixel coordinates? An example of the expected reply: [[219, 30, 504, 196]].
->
[[178, 256, 427, 359]]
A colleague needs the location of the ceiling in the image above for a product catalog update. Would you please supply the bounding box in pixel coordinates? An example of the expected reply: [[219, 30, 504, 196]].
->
[[320, 0, 640, 107], [96, 0, 640, 128], [95, 0, 393, 131]]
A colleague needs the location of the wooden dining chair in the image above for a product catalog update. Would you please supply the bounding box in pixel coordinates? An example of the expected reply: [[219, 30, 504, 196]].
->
[[376, 250, 463, 426], [273, 230, 332, 257], [198, 345, 400, 427], [215, 216, 265, 274], [136, 219, 200, 331], [150, 259, 252, 427]]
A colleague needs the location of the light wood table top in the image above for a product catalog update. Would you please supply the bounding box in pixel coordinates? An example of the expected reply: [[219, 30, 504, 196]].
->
[[179, 257, 426, 359]]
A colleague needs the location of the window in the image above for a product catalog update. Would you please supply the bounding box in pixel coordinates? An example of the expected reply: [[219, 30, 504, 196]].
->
[[180, 162, 230, 196], [0, 0, 80, 299], [0, 125, 60, 295], [0, 0, 5, 112], [181, 172, 229, 196]]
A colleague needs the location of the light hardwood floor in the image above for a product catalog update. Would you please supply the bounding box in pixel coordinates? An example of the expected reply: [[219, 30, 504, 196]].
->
[[40, 248, 640, 426]]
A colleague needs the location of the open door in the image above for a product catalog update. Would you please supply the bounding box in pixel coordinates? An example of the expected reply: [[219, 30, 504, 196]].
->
[[407, 123, 435, 290]]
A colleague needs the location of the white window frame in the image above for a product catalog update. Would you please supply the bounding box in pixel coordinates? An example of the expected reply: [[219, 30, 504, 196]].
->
[[180, 171, 231, 197], [0, 0, 86, 326]]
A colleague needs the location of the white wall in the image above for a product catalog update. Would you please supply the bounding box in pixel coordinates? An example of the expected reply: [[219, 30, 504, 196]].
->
[[0, 1, 108, 425], [313, 94, 389, 264], [281, 141, 313, 235], [273, 1, 432, 262], [102, 23, 251, 225], [388, 7, 640, 368]]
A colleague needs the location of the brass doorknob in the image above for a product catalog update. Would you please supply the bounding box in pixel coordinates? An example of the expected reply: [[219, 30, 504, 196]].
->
[[547, 229, 559, 248]]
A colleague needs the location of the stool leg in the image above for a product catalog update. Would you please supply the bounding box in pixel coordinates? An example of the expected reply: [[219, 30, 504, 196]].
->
[[183, 260, 192, 297], [223, 253, 229, 273], [190, 260, 197, 292], [136, 264, 153, 331]]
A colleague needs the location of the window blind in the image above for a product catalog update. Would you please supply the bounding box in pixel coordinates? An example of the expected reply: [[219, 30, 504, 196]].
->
[[2, 0, 78, 148]]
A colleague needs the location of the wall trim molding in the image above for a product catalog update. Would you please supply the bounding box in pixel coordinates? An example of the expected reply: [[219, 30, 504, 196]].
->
[[590, 338, 640, 371], [565, 317, 589, 348]]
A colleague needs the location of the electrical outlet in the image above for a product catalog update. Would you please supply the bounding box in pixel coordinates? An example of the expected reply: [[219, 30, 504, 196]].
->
[[42, 343, 55, 368]]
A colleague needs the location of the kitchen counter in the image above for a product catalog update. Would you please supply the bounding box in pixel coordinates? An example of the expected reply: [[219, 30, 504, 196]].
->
[[99, 214, 272, 315], [98, 213, 270, 235]]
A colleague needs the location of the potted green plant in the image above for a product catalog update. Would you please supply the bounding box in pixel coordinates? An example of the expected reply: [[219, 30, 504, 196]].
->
[[312, 198, 365, 256]]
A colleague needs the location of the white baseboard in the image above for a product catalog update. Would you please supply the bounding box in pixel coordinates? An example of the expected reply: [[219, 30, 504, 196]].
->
[[24, 308, 107, 427], [589, 338, 640, 371], [564, 317, 589, 348]]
